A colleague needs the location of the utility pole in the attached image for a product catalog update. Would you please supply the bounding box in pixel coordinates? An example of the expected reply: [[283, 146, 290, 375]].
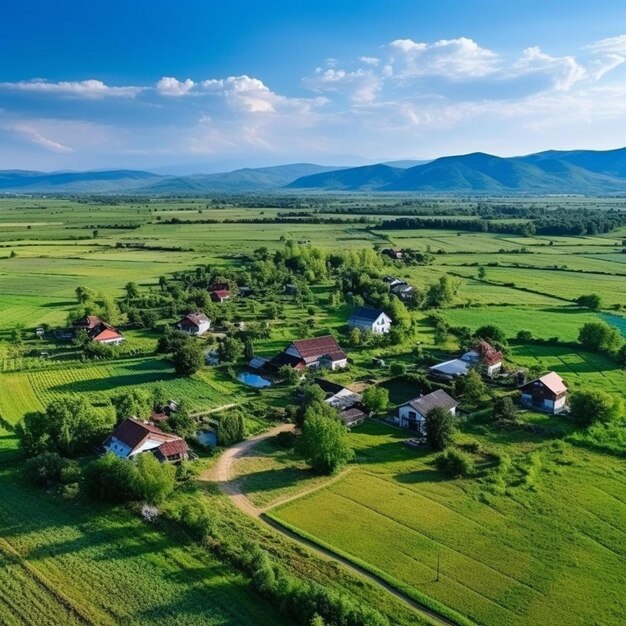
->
[[436, 554, 441, 582]]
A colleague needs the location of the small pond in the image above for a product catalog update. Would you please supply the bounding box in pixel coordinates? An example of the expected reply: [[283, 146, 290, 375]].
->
[[237, 371, 272, 388], [196, 429, 217, 447]]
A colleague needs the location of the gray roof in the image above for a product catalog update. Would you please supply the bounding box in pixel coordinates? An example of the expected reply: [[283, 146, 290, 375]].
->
[[404, 389, 458, 416], [349, 306, 388, 324], [429, 359, 470, 377]]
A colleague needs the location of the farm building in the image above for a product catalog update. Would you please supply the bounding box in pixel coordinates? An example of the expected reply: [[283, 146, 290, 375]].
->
[[381, 248, 403, 259], [429, 341, 503, 380], [396, 389, 458, 432], [272, 335, 348, 371], [348, 306, 392, 334], [210, 289, 230, 303], [520, 371, 568, 414], [103, 418, 189, 463], [150, 400, 179, 423], [175, 313, 211, 336], [73, 315, 124, 346]]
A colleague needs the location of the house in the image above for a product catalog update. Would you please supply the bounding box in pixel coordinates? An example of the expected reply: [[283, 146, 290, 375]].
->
[[348, 306, 392, 334], [382, 248, 403, 259], [103, 418, 189, 463], [272, 335, 348, 371], [150, 400, 179, 423], [175, 313, 211, 336], [396, 389, 458, 432], [248, 356, 269, 370], [73, 315, 124, 346], [461, 340, 503, 377], [429, 341, 504, 380], [210, 289, 230, 303], [390, 282, 414, 300], [316, 379, 366, 427], [520, 372, 568, 414]]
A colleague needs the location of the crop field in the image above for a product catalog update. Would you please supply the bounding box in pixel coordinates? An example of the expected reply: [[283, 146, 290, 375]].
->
[[268, 421, 626, 626], [0, 358, 245, 424], [0, 466, 289, 626]]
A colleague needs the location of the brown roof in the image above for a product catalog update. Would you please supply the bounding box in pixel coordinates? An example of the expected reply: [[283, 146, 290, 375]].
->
[[341, 407, 366, 425], [156, 439, 189, 458], [475, 340, 504, 366], [178, 313, 209, 328], [323, 350, 347, 362], [74, 315, 103, 330], [108, 418, 180, 454], [211, 289, 230, 300], [292, 335, 342, 360]]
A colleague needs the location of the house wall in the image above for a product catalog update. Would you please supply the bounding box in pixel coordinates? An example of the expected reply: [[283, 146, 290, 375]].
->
[[485, 362, 502, 377], [397, 404, 456, 431], [97, 337, 124, 346], [349, 314, 392, 335]]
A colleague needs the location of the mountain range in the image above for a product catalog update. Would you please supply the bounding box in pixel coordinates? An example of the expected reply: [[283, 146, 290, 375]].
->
[[3, 148, 626, 194]]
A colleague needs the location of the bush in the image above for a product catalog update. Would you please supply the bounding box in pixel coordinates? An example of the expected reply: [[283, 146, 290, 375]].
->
[[135, 452, 176, 504], [436, 448, 474, 477], [389, 362, 406, 377], [25, 452, 68, 486], [361, 386, 389, 414], [493, 396, 517, 421], [85, 453, 140, 502], [570, 389, 623, 427]]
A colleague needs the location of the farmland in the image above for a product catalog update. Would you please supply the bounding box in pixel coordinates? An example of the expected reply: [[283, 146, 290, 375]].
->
[[0, 194, 625, 626]]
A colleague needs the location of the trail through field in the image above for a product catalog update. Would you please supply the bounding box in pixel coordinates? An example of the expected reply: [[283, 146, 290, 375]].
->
[[204, 425, 459, 626]]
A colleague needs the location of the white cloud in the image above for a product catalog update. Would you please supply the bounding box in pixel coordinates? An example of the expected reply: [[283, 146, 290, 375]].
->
[[359, 56, 380, 66], [305, 68, 381, 102], [0, 79, 142, 98], [156, 76, 195, 96], [512, 47, 586, 91], [11, 124, 73, 152], [389, 37, 501, 79]]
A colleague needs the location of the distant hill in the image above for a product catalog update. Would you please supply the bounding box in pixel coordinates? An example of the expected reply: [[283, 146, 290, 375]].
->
[[286, 164, 405, 190], [5, 148, 626, 194], [288, 148, 626, 193], [0, 169, 163, 193], [139, 163, 341, 193]]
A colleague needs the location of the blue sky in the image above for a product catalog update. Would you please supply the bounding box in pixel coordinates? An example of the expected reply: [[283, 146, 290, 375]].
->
[[3, 1, 626, 171]]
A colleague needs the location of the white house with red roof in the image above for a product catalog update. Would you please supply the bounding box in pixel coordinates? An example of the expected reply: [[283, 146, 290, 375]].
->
[[520, 372, 568, 414], [73, 315, 124, 346], [103, 418, 189, 463], [272, 335, 347, 371]]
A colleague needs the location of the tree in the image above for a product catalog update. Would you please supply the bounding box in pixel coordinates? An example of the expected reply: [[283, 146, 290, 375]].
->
[[493, 396, 517, 421], [111, 389, 151, 422], [217, 336, 244, 363], [477, 266, 487, 280], [570, 390, 623, 427], [172, 340, 204, 377], [124, 282, 140, 299], [278, 364, 299, 385], [474, 325, 507, 345], [425, 406, 456, 451], [425, 275, 461, 308], [389, 362, 406, 377], [579, 322, 622, 354], [576, 294, 602, 310], [349, 327, 362, 346], [244, 337, 254, 360], [86, 453, 140, 502], [454, 369, 486, 404], [617, 343, 626, 366], [168, 400, 195, 438], [299, 403, 354, 474], [361, 386, 389, 414], [218, 411, 246, 446], [135, 453, 176, 504], [75, 286, 94, 304], [18, 396, 114, 458]]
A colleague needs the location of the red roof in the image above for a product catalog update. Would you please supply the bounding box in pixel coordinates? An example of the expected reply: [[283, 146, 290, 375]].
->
[[475, 340, 504, 366], [292, 335, 342, 360], [74, 315, 103, 330], [157, 439, 189, 458], [211, 289, 230, 300], [92, 327, 124, 342], [108, 418, 181, 454], [323, 350, 347, 362]]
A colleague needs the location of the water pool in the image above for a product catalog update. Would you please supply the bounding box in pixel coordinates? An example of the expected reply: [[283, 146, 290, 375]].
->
[[237, 371, 272, 388]]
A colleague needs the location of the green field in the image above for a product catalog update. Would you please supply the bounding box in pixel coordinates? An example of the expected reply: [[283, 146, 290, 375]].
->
[[268, 421, 626, 626]]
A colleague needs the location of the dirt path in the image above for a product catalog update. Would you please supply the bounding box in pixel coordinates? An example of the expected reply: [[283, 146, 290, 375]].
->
[[204, 425, 459, 626]]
